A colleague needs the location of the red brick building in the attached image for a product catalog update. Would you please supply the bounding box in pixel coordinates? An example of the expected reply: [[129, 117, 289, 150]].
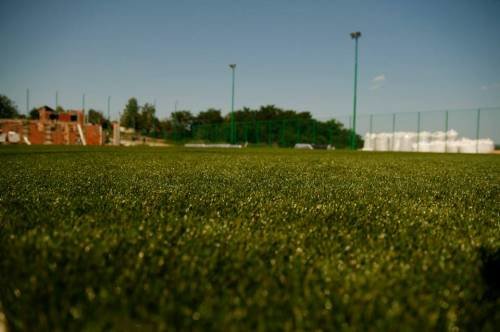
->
[[0, 106, 103, 145]]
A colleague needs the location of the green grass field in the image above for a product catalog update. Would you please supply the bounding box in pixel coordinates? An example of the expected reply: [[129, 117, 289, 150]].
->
[[1, 146, 499, 331]]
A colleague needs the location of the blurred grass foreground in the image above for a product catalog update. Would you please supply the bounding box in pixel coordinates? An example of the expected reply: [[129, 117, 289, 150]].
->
[[0, 146, 499, 331]]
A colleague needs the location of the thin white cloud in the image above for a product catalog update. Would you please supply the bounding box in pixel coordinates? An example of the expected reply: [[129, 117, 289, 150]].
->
[[372, 74, 385, 83], [480, 85, 488, 90], [370, 74, 385, 90]]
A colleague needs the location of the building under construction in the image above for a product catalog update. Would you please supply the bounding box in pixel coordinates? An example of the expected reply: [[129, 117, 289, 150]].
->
[[0, 106, 103, 145]]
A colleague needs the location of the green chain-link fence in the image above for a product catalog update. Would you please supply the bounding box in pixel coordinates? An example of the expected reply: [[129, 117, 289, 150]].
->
[[165, 107, 499, 148]]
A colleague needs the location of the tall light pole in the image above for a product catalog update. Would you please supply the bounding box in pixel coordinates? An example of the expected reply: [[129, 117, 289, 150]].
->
[[26, 89, 30, 115], [350, 31, 361, 150], [229, 64, 236, 144], [82, 93, 86, 123], [107, 96, 111, 121]]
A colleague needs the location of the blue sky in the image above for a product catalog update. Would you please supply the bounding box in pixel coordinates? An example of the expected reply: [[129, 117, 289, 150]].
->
[[1, 0, 499, 121]]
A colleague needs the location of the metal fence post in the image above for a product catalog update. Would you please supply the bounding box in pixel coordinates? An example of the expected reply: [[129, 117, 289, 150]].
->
[[417, 111, 421, 152], [445, 110, 449, 152], [296, 120, 301, 144], [280, 120, 285, 146], [268, 121, 272, 146], [476, 108, 481, 153], [392, 113, 396, 151], [244, 122, 248, 143], [255, 121, 260, 144], [312, 120, 317, 144]]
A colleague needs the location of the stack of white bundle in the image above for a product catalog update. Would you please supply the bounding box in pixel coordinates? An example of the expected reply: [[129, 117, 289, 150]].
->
[[400, 133, 416, 151], [446, 141, 460, 153], [477, 139, 495, 153], [392, 132, 404, 151], [362, 129, 495, 154], [429, 131, 446, 153], [456, 138, 495, 154], [447, 129, 458, 141], [362, 133, 376, 151], [375, 133, 390, 151]]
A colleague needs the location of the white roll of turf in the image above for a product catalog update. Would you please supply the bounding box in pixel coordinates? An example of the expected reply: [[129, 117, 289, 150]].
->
[[294, 143, 314, 150]]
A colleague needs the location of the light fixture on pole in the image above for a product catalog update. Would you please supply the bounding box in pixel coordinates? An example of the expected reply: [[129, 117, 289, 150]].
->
[[350, 31, 361, 150], [229, 64, 236, 144]]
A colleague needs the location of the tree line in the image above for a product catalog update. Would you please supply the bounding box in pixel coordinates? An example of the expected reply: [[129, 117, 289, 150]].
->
[[0, 94, 362, 147], [120, 98, 362, 148]]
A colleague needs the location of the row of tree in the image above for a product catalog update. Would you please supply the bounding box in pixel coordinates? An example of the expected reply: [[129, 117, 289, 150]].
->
[[120, 98, 362, 148], [0, 94, 361, 147]]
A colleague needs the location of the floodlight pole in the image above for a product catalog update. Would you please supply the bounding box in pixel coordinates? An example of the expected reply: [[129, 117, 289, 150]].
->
[[229, 64, 236, 144], [82, 93, 86, 124], [350, 31, 361, 150], [26, 89, 30, 115], [107, 96, 111, 121]]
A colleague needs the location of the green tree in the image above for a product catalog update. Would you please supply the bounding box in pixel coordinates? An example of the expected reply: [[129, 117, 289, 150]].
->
[[187, 104, 361, 148], [121, 98, 140, 130], [55, 106, 65, 113], [87, 109, 104, 125], [171, 111, 193, 130], [169, 111, 193, 141], [140, 103, 157, 134], [158, 119, 173, 140], [194, 108, 223, 125], [29, 108, 39, 120], [86, 109, 113, 129], [0, 95, 19, 119]]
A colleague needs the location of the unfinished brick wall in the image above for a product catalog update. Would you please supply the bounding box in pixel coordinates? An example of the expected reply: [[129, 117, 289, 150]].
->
[[0, 120, 24, 135], [69, 125, 80, 144], [28, 123, 44, 144], [51, 126, 65, 145], [1, 115, 103, 146], [85, 125, 102, 145]]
